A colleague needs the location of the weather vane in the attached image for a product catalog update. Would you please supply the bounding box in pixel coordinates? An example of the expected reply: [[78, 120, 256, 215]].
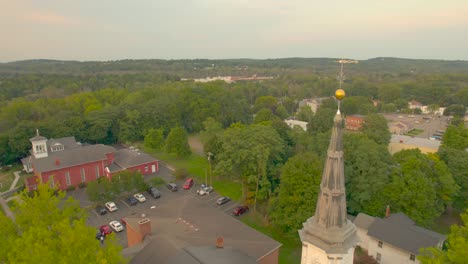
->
[[334, 59, 358, 111]]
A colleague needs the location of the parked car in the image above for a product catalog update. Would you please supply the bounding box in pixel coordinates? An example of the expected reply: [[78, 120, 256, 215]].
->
[[232, 205, 249, 216], [134, 193, 146, 202], [105, 202, 118, 212], [148, 187, 161, 198], [109, 221, 124, 232], [183, 178, 194, 190], [95, 205, 107, 215], [216, 196, 231, 205], [99, 225, 112, 235], [166, 183, 178, 192], [197, 186, 213, 196], [127, 196, 138, 206]]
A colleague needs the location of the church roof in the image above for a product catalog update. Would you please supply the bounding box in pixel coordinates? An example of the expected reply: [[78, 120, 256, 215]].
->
[[33, 144, 115, 173], [30, 135, 47, 142], [367, 213, 445, 255], [113, 148, 157, 168]]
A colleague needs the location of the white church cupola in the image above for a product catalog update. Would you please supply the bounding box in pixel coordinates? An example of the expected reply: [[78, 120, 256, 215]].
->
[[30, 129, 48, 159]]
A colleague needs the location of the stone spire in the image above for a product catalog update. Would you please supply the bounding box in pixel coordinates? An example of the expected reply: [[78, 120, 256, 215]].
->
[[299, 89, 358, 263]]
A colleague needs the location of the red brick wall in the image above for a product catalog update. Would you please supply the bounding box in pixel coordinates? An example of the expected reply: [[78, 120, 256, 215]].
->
[[126, 161, 159, 176]]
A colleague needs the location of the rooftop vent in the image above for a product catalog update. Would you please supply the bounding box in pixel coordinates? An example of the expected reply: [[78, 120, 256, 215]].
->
[[216, 237, 224, 248]]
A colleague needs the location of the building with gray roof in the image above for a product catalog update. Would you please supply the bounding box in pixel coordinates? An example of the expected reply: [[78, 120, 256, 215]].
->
[[354, 212, 445, 264], [22, 132, 158, 191]]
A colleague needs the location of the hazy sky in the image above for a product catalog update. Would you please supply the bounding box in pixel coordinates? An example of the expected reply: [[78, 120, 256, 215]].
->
[[1, 0, 468, 62]]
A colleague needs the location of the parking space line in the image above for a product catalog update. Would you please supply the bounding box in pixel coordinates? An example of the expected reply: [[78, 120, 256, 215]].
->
[[223, 203, 238, 213], [120, 200, 131, 208]]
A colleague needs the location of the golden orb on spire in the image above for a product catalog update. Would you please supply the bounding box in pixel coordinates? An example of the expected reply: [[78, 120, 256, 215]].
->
[[335, 89, 345, 100]]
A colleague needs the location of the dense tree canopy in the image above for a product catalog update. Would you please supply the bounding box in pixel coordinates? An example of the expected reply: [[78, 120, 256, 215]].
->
[[268, 152, 322, 234], [343, 133, 393, 216], [0, 184, 126, 263], [385, 149, 458, 226]]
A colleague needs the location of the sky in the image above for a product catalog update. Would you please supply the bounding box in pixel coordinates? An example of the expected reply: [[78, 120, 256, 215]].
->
[[1, 0, 468, 62]]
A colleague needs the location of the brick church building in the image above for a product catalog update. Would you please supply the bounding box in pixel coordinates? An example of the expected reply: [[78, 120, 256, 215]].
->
[[21, 131, 158, 191]]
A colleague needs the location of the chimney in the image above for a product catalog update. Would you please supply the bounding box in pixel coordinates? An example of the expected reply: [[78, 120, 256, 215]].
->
[[55, 159, 60, 166], [216, 237, 224, 248], [385, 205, 390, 218], [138, 218, 151, 238]]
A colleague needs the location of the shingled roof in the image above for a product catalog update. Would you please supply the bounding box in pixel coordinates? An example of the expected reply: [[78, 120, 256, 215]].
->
[[33, 144, 115, 173], [367, 213, 445, 255], [113, 149, 157, 168]]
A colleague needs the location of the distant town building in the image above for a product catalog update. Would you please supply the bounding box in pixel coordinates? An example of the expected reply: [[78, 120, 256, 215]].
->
[[21, 131, 158, 191], [299, 97, 328, 114], [345, 115, 365, 131], [408, 100, 423, 110], [354, 212, 445, 264], [284, 119, 308, 131], [183, 74, 274, 84], [420, 106, 446, 116], [389, 121, 413, 135], [389, 135, 441, 154]]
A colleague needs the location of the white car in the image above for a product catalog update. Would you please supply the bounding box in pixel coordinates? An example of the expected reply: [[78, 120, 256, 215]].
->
[[134, 193, 146, 202], [197, 186, 214, 196], [109, 221, 124, 232], [105, 202, 118, 212]]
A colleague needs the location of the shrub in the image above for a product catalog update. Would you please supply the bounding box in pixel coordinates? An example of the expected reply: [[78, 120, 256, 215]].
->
[[66, 185, 76, 192], [78, 182, 87, 189], [150, 177, 165, 187], [174, 168, 189, 180]]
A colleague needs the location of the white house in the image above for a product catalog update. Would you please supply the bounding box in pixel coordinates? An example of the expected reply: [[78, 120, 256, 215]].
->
[[354, 213, 445, 264], [284, 119, 308, 131]]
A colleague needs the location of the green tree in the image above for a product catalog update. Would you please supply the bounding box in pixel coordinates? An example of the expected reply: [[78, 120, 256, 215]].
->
[[296, 106, 314, 122], [144, 128, 165, 150], [1, 184, 126, 263], [444, 104, 465, 117], [344, 134, 393, 216], [438, 146, 468, 209], [442, 124, 468, 150], [200, 118, 223, 157], [268, 152, 322, 234], [419, 210, 468, 264], [386, 149, 458, 226], [165, 126, 191, 157], [215, 123, 284, 204], [361, 114, 391, 145]]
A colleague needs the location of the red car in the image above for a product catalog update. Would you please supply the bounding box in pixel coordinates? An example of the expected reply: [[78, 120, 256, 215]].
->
[[183, 178, 194, 190], [99, 225, 112, 236], [232, 205, 249, 216]]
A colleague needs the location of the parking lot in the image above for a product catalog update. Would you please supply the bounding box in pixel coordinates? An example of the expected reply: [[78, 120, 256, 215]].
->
[[382, 113, 450, 138], [85, 180, 245, 249]]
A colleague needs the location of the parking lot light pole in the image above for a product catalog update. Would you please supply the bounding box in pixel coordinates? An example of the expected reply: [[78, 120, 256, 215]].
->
[[207, 152, 213, 187]]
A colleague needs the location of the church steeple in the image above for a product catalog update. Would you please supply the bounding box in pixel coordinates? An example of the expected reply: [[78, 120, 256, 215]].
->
[[30, 129, 48, 159], [298, 88, 359, 263]]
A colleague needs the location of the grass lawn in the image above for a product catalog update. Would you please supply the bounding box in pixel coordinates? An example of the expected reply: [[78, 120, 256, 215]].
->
[[242, 212, 301, 264], [0, 164, 23, 193], [405, 129, 424, 137]]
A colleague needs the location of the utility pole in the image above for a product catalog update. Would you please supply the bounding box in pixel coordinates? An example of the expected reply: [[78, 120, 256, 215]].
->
[[207, 152, 213, 187]]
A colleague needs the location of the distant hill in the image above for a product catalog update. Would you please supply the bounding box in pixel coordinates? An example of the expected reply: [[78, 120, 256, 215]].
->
[[1, 57, 468, 75]]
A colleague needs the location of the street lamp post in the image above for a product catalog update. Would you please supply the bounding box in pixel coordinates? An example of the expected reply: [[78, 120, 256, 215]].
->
[[207, 152, 213, 187]]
